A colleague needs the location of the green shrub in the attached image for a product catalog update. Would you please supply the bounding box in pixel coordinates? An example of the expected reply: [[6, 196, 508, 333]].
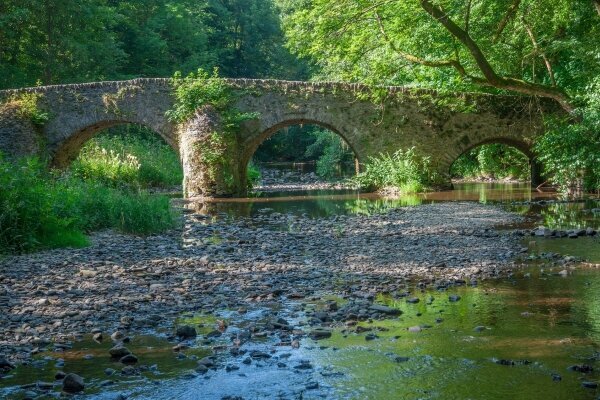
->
[[247, 162, 262, 187], [305, 129, 355, 179], [0, 155, 178, 255], [451, 144, 530, 180], [535, 77, 600, 194], [349, 147, 439, 193], [70, 126, 183, 189]]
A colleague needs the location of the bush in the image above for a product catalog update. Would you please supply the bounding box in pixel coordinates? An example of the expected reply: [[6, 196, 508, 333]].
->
[[349, 147, 440, 193], [451, 144, 530, 180], [70, 125, 183, 189], [0, 155, 179, 255], [247, 162, 262, 187], [535, 77, 600, 194], [305, 129, 355, 179]]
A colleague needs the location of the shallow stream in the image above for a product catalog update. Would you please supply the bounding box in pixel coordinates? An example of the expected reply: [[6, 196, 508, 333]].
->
[[1, 175, 599, 399]]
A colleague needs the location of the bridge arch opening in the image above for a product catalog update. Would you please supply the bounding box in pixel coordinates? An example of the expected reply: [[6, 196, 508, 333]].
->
[[449, 139, 536, 183], [242, 121, 360, 191], [55, 122, 183, 190]]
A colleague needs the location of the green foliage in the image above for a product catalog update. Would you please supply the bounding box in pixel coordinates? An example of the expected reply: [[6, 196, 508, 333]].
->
[[0, 0, 307, 89], [247, 162, 262, 187], [6, 93, 50, 125], [535, 76, 600, 193], [451, 144, 530, 180], [0, 155, 178, 255], [70, 125, 183, 189], [350, 148, 440, 193], [536, 121, 600, 194], [305, 129, 354, 179], [167, 68, 258, 127], [281, 0, 599, 94], [253, 125, 354, 180]]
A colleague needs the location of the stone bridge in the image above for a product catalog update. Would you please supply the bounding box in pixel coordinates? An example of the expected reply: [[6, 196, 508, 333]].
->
[[0, 78, 557, 197]]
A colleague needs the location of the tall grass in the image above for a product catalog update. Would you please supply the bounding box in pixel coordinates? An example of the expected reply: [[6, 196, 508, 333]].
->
[[70, 125, 183, 189], [349, 148, 439, 193], [0, 156, 179, 255]]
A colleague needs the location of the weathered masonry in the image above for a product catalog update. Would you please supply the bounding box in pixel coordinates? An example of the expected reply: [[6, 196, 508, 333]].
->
[[0, 78, 558, 197]]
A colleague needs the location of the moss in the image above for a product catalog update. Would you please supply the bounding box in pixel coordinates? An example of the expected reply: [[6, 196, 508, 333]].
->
[[3, 92, 50, 126]]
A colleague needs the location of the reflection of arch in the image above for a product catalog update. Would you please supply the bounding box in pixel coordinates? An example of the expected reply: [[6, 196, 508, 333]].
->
[[241, 118, 361, 168], [51, 120, 179, 168]]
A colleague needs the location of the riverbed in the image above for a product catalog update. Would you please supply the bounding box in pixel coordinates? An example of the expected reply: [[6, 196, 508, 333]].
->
[[0, 174, 598, 399]]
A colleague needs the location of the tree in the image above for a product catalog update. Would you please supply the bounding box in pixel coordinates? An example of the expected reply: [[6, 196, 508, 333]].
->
[[282, 0, 599, 113]]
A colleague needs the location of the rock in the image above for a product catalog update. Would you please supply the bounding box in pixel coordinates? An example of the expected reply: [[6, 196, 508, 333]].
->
[[92, 332, 103, 342], [394, 356, 410, 363], [249, 350, 271, 359], [309, 329, 332, 340], [551, 373, 561, 381], [473, 326, 486, 332], [306, 382, 319, 390], [205, 330, 222, 338], [448, 295, 461, 302], [197, 356, 216, 367], [195, 364, 208, 374], [365, 333, 378, 341], [0, 357, 15, 369], [568, 364, 593, 373], [406, 297, 420, 304], [111, 331, 125, 341], [582, 381, 598, 389], [55, 371, 66, 380], [62, 373, 85, 393], [294, 360, 313, 370], [176, 325, 197, 339], [119, 354, 138, 365], [369, 304, 401, 315], [109, 345, 131, 358], [408, 326, 422, 333]]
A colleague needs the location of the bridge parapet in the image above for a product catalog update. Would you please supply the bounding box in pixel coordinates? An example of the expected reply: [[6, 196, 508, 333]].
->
[[0, 78, 558, 196]]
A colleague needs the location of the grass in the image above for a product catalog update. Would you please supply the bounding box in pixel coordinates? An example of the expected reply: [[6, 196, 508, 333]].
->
[[0, 154, 179, 255], [70, 125, 183, 189]]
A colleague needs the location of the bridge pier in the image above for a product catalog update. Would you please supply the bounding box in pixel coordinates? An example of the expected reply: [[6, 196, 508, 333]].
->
[[179, 106, 248, 198]]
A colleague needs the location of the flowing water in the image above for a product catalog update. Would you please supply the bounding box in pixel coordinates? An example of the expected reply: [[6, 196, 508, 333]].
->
[[1, 174, 599, 399]]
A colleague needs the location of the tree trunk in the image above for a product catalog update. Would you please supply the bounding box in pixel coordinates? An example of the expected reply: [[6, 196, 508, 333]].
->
[[419, 0, 574, 114]]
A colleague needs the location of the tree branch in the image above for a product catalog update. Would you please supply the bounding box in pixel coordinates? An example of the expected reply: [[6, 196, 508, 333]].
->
[[419, 0, 574, 113], [493, 0, 522, 43], [522, 16, 556, 86], [374, 10, 480, 81], [594, 0, 600, 16], [464, 0, 472, 34]]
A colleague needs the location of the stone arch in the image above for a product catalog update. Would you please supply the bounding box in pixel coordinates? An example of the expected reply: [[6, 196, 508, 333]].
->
[[241, 118, 362, 168], [447, 137, 542, 184], [50, 120, 179, 168], [237, 118, 362, 192]]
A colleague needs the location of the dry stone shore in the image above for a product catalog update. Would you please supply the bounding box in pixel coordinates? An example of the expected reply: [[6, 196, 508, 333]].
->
[[254, 167, 353, 192], [0, 202, 531, 363]]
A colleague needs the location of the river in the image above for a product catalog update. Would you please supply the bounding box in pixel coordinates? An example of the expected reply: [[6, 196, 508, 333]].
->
[[0, 175, 598, 399]]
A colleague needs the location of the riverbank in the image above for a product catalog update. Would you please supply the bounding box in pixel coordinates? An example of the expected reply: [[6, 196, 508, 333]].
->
[[0, 202, 529, 362], [254, 166, 353, 192]]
